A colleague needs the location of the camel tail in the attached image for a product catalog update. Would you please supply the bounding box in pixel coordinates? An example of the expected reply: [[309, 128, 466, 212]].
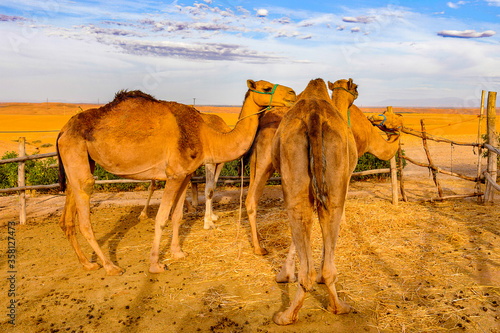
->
[[307, 111, 328, 207], [56, 133, 66, 192]]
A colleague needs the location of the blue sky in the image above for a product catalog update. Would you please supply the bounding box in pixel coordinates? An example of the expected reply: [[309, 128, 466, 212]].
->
[[0, 0, 498, 107]]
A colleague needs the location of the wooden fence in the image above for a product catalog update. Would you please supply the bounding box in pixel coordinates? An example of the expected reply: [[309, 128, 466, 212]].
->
[[398, 90, 499, 203], [2, 91, 498, 224]]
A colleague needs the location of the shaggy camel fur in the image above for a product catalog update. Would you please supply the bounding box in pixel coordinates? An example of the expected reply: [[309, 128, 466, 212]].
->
[[271, 78, 358, 325], [140, 112, 232, 230], [57, 81, 296, 275], [244, 80, 403, 256]]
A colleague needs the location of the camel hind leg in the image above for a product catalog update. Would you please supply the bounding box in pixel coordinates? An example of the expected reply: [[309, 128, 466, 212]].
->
[[317, 204, 350, 315], [61, 151, 124, 276], [59, 186, 99, 271]]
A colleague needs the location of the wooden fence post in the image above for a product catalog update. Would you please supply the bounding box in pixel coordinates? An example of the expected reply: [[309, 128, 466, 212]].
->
[[421, 119, 443, 197], [398, 143, 408, 202], [18, 137, 27, 225], [475, 90, 485, 202], [390, 156, 398, 205], [484, 91, 498, 204]]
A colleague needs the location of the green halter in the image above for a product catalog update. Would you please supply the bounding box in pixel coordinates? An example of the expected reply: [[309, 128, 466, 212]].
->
[[250, 84, 278, 112], [236, 84, 279, 124]]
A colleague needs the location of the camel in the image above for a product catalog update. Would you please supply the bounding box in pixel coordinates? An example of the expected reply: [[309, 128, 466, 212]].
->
[[244, 80, 403, 256], [56, 81, 296, 275], [270, 78, 358, 325], [139, 112, 232, 230]]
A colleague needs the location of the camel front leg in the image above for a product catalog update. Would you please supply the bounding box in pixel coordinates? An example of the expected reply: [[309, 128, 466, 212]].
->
[[203, 163, 223, 229], [275, 240, 296, 283], [149, 176, 189, 273], [140, 180, 156, 220], [170, 176, 191, 259]]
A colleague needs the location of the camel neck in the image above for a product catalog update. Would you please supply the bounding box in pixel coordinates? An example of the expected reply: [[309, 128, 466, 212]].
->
[[331, 95, 353, 125], [367, 128, 401, 160], [203, 97, 261, 164]]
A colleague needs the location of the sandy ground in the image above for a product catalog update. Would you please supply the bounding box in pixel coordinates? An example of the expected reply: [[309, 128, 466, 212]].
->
[[1, 131, 499, 332]]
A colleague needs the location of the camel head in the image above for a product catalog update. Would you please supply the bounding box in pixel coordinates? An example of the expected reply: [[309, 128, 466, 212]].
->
[[368, 109, 404, 137], [328, 78, 359, 105], [246, 80, 297, 109]]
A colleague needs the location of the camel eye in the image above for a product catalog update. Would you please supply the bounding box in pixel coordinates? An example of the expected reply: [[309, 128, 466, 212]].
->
[[263, 87, 273, 92]]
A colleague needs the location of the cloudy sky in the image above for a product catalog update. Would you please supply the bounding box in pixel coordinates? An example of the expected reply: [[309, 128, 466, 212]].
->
[[0, 0, 499, 106]]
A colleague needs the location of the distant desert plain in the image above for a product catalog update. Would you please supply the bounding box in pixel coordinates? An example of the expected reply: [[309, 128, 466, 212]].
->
[[0, 102, 496, 157]]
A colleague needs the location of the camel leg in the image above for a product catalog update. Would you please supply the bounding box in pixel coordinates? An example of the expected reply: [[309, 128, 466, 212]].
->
[[59, 186, 100, 271], [275, 240, 296, 283], [245, 158, 273, 255], [149, 176, 190, 273], [70, 174, 124, 276], [273, 139, 316, 324], [316, 203, 351, 315], [140, 180, 156, 220], [170, 176, 191, 259], [317, 208, 346, 284], [203, 163, 223, 229], [273, 198, 316, 325]]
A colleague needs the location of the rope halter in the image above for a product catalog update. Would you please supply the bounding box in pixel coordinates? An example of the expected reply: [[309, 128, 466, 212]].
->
[[236, 84, 278, 124], [249, 83, 278, 112], [373, 113, 402, 135]]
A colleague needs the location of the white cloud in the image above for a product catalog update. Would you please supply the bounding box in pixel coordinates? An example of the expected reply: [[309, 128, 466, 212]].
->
[[256, 9, 268, 17], [447, 1, 468, 9], [437, 29, 496, 38], [486, 0, 500, 6], [342, 16, 374, 24]]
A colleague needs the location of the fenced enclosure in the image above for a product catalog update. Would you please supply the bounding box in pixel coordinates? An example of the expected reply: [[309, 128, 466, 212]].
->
[[1, 91, 498, 225]]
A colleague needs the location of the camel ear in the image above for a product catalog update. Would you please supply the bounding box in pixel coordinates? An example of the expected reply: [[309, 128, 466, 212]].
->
[[347, 78, 354, 89], [327, 81, 334, 91], [247, 80, 257, 90]]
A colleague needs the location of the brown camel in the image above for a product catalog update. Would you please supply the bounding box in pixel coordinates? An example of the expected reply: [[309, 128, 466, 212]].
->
[[57, 81, 296, 275], [244, 80, 403, 256], [270, 78, 358, 325], [140, 112, 232, 230]]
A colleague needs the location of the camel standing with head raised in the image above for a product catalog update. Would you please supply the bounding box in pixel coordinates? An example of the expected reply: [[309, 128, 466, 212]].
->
[[140, 112, 232, 230], [57, 81, 296, 275], [271, 78, 358, 325], [244, 80, 403, 256]]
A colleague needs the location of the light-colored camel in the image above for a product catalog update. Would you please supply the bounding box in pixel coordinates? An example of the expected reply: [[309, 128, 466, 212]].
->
[[57, 81, 296, 275], [270, 78, 358, 325], [140, 112, 232, 230], [244, 80, 403, 256]]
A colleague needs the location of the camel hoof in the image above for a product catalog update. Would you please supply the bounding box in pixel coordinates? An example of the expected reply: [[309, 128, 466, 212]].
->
[[172, 251, 186, 259], [275, 272, 296, 283], [82, 262, 100, 271], [139, 211, 148, 220], [328, 301, 351, 315], [211, 214, 219, 221], [254, 247, 268, 256], [149, 263, 167, 274], [316, 275, 325, 284], [105, 264, 125, 276], [273, 311, 297, 326], [203, 220, 216, 230]]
